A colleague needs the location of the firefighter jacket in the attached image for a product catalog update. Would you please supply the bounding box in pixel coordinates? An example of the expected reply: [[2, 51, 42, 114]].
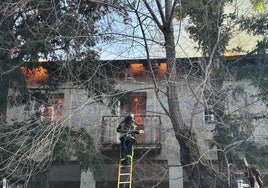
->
[[117, 120, 140, 141]]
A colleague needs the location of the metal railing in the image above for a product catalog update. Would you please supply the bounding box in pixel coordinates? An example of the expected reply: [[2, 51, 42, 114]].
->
[[101, 115, 162, 145]]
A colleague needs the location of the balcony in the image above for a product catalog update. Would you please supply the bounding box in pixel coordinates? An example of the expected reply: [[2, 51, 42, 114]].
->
[[100, 115, 162, 157]]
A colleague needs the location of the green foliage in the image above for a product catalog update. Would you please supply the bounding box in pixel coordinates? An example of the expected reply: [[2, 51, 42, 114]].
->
[[242, 142, 268, 168], [229, 54, 268, 105], [0, 0, 115, 112], [0, 118, 104, 183], [180, 0, 233, 56], [209, 110, 268, 169], [2, 0, 106, 64], [236, 4, 268, 104], [238, 13, 268, 36], [227, 141, 268, 169], [53, 127, 104, 177], [0, 0, 113, 176], [0, 76, 9, 111], [250, 0, 268, 12], [0, 119, 48, 180], [209, 116, 234, 149]]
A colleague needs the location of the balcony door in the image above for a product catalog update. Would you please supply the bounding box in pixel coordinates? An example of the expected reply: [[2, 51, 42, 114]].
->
[[42, 93, 64, 125], [120, 92, 147, 127]]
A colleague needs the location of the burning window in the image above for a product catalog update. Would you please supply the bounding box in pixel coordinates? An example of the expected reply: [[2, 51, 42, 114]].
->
[[128, 62, 167, 79], [159, 63, 167, 72], [21, 66, 48, 82], [21, 57, 50, 82], [152, 62, 167, 77], [128, 63, 146, 77], [119, 92, 147, 126]]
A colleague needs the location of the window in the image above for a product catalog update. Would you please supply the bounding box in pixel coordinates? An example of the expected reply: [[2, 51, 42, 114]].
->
[[126, 62, 166, 80], [40, 93, 64, 124], [204, 107, 215, 124], [120, 92, 147, 126]]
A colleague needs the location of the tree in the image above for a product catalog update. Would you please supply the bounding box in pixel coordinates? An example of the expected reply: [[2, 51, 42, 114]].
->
[[125, 1, 232, 187], [84, 0, 231, 187], [0, 0, 112, 186], [225, 2, 268, 182], [237, 10, 268, 104], [0, 119, 104, 187], [102, 0, 267, 187], [250, 0, 268, 12], [1, 0, 267, 187], [0, 0, 114, 123]]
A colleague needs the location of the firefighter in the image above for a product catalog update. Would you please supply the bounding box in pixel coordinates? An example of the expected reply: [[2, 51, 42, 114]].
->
[[117, 113, 144, 165]]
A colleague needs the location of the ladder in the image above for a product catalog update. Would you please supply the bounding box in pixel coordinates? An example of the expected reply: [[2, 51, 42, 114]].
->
[[117, 157, 133, 188]]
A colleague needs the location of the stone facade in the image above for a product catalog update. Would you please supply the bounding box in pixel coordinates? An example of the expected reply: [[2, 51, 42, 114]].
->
[[5, 58, 267, 188]]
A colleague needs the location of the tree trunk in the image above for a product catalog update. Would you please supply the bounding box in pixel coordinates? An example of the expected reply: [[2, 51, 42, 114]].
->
[[0, 76, 8, 126], [163, 12, 229, 188]]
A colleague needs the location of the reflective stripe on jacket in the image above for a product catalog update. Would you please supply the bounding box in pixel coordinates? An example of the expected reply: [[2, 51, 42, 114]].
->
[[117, 121, 139, 139]]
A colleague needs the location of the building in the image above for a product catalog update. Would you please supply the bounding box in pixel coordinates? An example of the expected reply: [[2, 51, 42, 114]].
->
[[5, 55, 268, 188]]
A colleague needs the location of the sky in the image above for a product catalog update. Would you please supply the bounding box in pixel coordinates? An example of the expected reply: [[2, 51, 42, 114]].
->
[[98, 0, 265, 60]]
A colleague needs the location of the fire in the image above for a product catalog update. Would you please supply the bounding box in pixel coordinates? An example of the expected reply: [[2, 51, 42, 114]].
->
[[224, 51, 244, 57], [129, 62, 167, 73], [21, 66, 48, 82], [159, 63, 167, 71], [133, 97, 139, 103], [129, 63, 145, 73]]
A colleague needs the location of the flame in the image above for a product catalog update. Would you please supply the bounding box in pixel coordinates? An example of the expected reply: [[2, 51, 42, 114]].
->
[[160, 63, 167, 71], [129, 63, 144, 73], [133, 97, 139, 103], [21, 66, 48, 81], [224, 51, 244, 57], [129, 62, 167, 72]]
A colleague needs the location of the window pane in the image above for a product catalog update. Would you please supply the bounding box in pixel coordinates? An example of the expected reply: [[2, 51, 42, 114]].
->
[[43, 93, 64, 124]]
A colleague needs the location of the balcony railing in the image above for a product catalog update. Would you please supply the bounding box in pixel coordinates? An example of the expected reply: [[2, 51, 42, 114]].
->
[[101, 115, 162, 145]]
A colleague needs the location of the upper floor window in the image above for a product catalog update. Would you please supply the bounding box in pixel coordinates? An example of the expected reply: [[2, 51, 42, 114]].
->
[[21, 66, 48, 82], [127, 62, 166, 80], [118, 92, 147, 126], [204, 107, 215, 124]]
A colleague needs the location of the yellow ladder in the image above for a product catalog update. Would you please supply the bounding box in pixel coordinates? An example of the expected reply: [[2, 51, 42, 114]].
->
[[117, 157, 133, 188]]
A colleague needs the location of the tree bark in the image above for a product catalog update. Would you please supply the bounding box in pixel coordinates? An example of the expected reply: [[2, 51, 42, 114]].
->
[[0, 76, 8, 126], [163, 6, 228, 187]]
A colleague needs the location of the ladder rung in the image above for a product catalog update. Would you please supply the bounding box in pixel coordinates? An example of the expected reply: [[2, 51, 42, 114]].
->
[[119, 181, 130, 184], [120, 165, 130, 168], [120, 173, 130, 175], [118, 154, 133, 188]]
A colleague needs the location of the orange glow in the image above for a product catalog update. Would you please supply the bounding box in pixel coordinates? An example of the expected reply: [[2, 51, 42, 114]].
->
[[21, 66, 48, 81], [133, 97, 139, 103], [224, 51, 244, 57], [160, 63, 167, 71], [129, 63, 144, 73]]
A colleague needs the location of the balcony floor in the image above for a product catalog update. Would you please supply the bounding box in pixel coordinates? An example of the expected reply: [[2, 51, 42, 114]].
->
[[100, 143, 162, 158]]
